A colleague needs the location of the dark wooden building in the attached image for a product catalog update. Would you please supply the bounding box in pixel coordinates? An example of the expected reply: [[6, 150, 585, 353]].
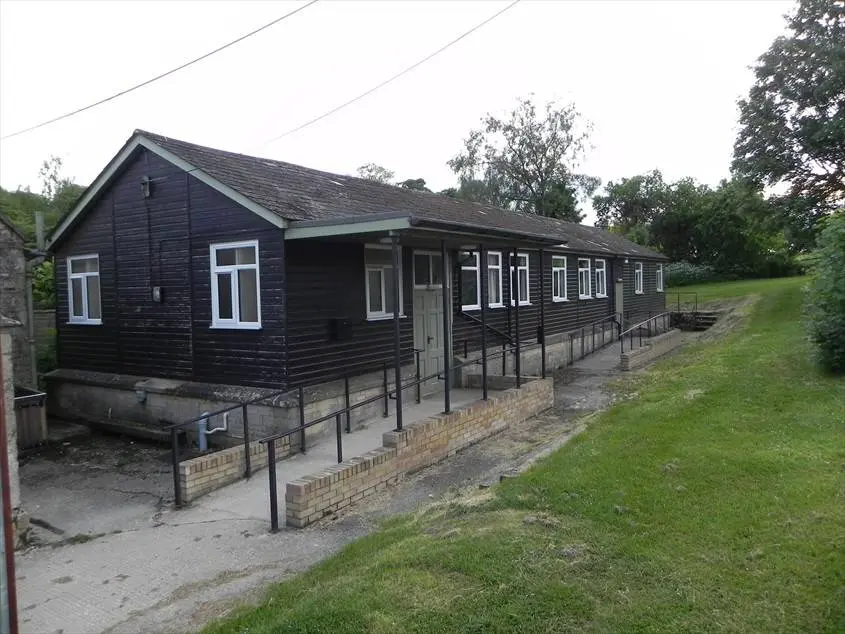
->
[[47, 130, 667, 406]]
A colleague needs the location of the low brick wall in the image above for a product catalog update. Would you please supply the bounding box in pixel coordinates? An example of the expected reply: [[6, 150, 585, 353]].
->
[[620, 329, 683, 371], [285, 377, 554, 527], [179, 435, 292, 503]]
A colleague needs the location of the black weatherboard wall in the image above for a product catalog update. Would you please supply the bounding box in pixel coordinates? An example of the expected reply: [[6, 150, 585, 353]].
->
[[452, 250, 617, 356], [54, 148, 286, 389], [285, 240, 414, 388]]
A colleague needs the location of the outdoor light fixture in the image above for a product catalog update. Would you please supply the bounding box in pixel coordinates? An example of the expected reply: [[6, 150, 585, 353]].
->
[[140, 175, 152, 198]]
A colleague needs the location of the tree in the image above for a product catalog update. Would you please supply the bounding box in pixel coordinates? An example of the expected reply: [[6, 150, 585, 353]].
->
[[592, 170, 669, 241], [398, 178, 431, 192], [356, 163, 395, 184], [448, 96, 596, 221], [804, 209, 845, 372], [733, 0, 845, 213]]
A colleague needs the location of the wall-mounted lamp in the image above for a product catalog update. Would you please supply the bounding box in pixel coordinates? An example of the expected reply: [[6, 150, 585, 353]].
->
[[624, 258, 629, 264], [140, 175, 152, 198]]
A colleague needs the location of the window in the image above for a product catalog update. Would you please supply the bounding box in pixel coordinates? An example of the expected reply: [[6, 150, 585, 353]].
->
[[487, 252, 503, 307], [634, 261, 644, 294], [578, 258, 592, 299], [595, 259, 607, 297], [656, 263, 664, 292], [210, 241, 261, 329], [413, 252, 442, 288], [365, 245, 403, 319], [67, 254, 102, 324], [509, 253, 530, 305], [551, 256, 568, 302], [460, 251, 480, 310]]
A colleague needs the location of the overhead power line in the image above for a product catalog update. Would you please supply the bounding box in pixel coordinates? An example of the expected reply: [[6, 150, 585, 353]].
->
[[260, 0, 521, 146], [1, 0, 320, 141]]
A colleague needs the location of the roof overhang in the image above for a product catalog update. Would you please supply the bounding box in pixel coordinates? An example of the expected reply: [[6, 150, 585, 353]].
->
[[284, 213, 563, 247], [47, 133, 287, 251]]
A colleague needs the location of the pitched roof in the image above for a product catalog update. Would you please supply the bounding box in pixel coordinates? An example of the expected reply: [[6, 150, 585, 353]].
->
[[51, 129, 667, 260]]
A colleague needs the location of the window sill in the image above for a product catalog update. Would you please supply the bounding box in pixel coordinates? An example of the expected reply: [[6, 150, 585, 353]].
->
[[657, 289, 664, 293], [509, 302, 532, 307], [366, 314, 407, 322], [596, 294, 608, 299], [461, 305, 481, 312], [210, 323, 263, 330], [67, 319, 102, 326], [552, 298, 569, 303], [635, 291, 644, 295], [579, 295, 592, 300]]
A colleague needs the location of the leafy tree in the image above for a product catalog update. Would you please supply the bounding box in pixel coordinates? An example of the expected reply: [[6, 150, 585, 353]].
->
[[32, 260, 55, 309], [593, 170, 669, 241], [733, 0, 845, 213], [804, 209, 845, 372], [398, 178, 431, 192], [448, 96, 596, 221], [356, 163, 395, 184]]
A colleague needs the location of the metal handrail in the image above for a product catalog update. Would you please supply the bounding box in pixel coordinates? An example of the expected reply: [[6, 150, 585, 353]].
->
[[457, 310, 514, 345], [259, 341, 542, 531], [666, 291, 698, 313], [619, 311, 672, 353]]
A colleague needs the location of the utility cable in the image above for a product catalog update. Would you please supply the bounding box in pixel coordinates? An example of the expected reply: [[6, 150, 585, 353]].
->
[[260, 0, 521, 146], [1, 0, 320, 140]]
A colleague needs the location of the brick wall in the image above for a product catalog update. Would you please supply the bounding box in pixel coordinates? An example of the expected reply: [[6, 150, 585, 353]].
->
[[619, 328, 683, 371], [178, 435, 292, 503], [285, 377, 554, 527]]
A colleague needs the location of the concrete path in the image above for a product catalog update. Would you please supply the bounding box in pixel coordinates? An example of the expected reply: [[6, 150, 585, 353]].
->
[[15, 349, 627, 634]]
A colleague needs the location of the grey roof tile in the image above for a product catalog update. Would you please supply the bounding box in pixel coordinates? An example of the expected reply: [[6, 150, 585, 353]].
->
[[138, 130, 667, 260]]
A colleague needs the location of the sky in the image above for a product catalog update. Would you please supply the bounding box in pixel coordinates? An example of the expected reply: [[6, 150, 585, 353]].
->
[[0, 0, 792, 224]]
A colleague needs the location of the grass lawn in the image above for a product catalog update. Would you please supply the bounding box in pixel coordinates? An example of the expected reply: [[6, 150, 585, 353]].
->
[[665, 276, 808, 306], [207, 277, 844, 634]]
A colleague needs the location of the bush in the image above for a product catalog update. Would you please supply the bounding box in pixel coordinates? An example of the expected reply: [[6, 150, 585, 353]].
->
[[804, 210, 845, 372], [665, 262, 723, 287]]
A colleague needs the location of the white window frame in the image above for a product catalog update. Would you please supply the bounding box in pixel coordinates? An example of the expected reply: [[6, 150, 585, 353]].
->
[[460, 251, 481, 311], [210, 240, 262, 329], [67, 254, 102, 325], [487, 251, 504, 308], [595, 259, 607, 298], [509, 252, 530, 306], [412, 250, 443, 290], [365, 244, 404, 320], [578, 258, 592, 300], [551, 256, 568, 302], [656, 263, 664, 292], [634, 261, 644, 294]]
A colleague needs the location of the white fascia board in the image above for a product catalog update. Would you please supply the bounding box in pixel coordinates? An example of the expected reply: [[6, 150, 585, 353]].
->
[[285, 217, 410, 239]]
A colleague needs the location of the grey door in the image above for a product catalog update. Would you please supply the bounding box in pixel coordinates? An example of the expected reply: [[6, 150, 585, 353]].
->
[[614, 277, 625, 326], [412, 251, 446, 393]]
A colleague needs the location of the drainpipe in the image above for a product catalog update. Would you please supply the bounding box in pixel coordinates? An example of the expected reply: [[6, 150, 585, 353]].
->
[[0, 342, 19, 634]]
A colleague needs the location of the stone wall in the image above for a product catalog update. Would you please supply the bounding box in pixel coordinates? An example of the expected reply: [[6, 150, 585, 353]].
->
[[285, 377, 554, 527], [0, 324, 24, 543], [0, 222, 32, 386], [619, 329, 683, 371], [178, 436, 292, 503], [33, 310, 55, 349]]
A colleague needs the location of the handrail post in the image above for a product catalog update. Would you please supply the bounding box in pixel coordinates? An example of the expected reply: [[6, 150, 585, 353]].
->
[[382, 363, 389, 417], [298, 385, 306, 453], [391, 234, 403, 432], [441, 240, 451, 414], [336, 414, 343, 463], [511, 247, 521, 388], [415, 351, 421, 404], [569, 333, 574, 365], [242, 404, 251, 479], [581, 327, 585, 359], [502, 341, 506, 375], [344, 374, 351, 433], [171, 427, 182, 508], [592, 323, 596, 354], [539, 247, 546, 379], [479, 243, 489, 399], [267, 441, 279, 532]]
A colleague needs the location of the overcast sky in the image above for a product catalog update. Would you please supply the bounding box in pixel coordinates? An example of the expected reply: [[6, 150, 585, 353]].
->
[[0, 0, 791, 224]]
